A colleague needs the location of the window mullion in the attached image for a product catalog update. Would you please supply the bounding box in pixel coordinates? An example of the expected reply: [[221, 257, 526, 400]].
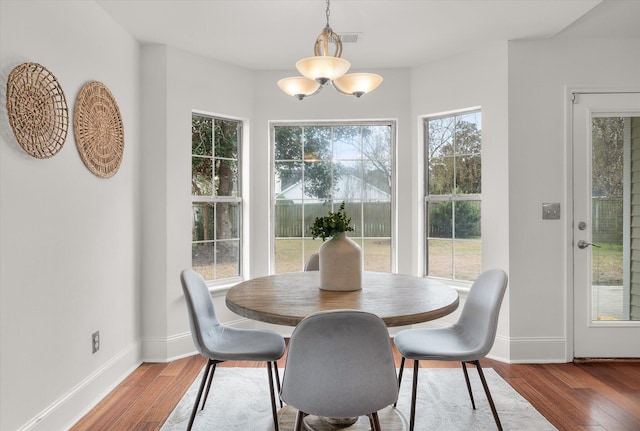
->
[[424, 109, 481, 281], [192, 113, 242, 283], [273, 121, 394, 273]]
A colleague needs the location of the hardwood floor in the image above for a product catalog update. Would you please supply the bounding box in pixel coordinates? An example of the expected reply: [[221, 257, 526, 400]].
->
[[71, 343, 640, 431]]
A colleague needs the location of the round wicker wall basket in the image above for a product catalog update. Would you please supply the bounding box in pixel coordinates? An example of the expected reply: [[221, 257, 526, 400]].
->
[[6, 62, 69, 159], [74, 81, 124, 178]]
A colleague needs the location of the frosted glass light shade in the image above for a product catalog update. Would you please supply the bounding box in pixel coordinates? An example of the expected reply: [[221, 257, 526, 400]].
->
[[277, 77, 321, 99], [296, 56, 351, 82], [332, 73, 383, 97]]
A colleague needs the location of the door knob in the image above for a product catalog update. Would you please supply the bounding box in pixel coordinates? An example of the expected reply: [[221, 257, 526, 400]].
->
[[577, 240, 599, 249]]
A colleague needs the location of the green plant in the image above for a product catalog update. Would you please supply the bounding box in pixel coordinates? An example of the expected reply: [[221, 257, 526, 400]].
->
[[429, 200, 480, 238], [310, 202, 354, 241]]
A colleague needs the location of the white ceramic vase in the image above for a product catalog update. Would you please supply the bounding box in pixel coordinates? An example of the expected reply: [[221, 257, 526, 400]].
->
[[318, 232, 362, 291]]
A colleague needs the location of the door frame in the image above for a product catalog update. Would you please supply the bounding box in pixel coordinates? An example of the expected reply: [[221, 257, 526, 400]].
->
[[566, 87, 640, 361]]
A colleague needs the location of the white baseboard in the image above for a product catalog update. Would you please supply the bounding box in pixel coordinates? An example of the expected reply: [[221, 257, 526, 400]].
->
[[142, 331, 196, 363], [486, 334, 511, 363], [508, 336, 567, 363], [387, 321, 567, 364], [155, 319, 570, 365], [149, 317, 266, 363], [17, 341, 142, 431]]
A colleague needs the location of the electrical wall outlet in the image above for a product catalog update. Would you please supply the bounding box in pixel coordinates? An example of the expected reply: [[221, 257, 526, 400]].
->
[[92, 331, 100, 354]]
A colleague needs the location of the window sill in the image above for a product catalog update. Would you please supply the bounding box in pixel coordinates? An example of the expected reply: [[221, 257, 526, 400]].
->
[[426, 276, 472, 294], [207, 277, 244, 297]]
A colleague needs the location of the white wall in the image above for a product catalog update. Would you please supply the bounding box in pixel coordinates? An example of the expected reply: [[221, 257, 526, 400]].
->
[[409, 43, 511, 360], [507, 36, 640, 362], [140, 45, 256, 361], [0, 1, 142, 430]]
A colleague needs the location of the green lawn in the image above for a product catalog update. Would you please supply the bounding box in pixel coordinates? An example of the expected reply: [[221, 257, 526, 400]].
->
[[592, 242, 623, 285], [275, 238, 391, 273], [195, 240, 623, 286], [427, 239, 481, 281]]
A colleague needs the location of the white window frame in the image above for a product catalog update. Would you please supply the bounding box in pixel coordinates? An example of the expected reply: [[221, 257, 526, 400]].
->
[[270, 120, 397, 274], [191, 111, 244, 287], [424, 109, 482, 282]]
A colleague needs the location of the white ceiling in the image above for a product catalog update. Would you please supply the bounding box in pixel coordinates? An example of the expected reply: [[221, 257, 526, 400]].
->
[[96, 0, 639, 71]]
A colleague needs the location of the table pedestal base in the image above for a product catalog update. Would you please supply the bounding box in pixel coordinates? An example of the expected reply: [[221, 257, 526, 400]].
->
[[274, 405, 407, 431]]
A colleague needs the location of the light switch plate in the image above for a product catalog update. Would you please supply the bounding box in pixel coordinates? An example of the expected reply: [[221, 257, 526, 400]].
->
[[542, 203, 560, 220]]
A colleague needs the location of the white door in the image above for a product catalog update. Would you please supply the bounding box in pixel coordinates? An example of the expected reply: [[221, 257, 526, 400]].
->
[[573, 91, 640, 358]]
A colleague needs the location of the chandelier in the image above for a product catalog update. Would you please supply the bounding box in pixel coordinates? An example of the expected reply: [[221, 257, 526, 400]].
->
[[277, 0, 383, 100]]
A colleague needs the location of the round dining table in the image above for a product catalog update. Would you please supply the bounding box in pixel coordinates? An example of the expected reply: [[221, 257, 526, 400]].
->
[[226, 270, 459, 327], [225, 270, 460, 431]]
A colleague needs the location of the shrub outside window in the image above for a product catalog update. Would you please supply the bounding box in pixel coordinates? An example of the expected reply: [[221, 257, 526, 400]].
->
[[192, 113, 242, 282], [425, 110, 481, 281]]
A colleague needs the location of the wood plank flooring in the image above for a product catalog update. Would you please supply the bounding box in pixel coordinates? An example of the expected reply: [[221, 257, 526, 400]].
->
[[71, 343, 640, 431]]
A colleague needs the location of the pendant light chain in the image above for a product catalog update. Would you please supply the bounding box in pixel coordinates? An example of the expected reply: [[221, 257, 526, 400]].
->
[[326, 0, 331, 27]]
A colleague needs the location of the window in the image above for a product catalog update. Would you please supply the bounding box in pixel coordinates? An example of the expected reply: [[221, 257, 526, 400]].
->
[[273, 122, 394, 273], [425, 110, 481, 281], [191, 113, 242, 282]]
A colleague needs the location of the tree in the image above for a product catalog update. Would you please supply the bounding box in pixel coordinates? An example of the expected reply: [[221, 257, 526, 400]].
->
[[192, 116, 213, 197], [275, 125, 395, 200], [592, 117, 624, 198], [360, 125, 392, 193], [274, 125, 350, 200], [426, 113, 481, 238], [427, 115, 481, 195], [428, 199, 481, 239], [192, 116, 239, 264]]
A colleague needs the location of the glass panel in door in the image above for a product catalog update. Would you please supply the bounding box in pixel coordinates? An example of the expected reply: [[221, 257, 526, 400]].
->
[[590, 116, 630, 321], [573, 92, 640, 359]]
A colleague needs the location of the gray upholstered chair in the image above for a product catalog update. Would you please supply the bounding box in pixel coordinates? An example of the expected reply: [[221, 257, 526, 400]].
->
[[394, 268, 508, 431], [304, 252, 320, 271], [280, 309, 398, 431], [180, 268, 286, 431]]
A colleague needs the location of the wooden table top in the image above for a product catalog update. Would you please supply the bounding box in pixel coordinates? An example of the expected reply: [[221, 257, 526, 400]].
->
[[225, 271, 459, 327]]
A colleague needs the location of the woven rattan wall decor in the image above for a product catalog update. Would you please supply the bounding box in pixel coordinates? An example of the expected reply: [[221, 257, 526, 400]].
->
[[74, 81, 124, 178], [6, 62, 69, 159]]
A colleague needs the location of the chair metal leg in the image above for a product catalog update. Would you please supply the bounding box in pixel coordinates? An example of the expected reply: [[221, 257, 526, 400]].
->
[[472, 360, 503, 431], [370, 412, 382, 431], [273, 361, 283, 408], [394, 356, 405, 407], [187, 359, 214, 431], [200, 361, 218, 410], [409, 360, 419, 431], [461, 361, 476, 409], [293, 410, 306, 431], [267, 362, 280, 431]]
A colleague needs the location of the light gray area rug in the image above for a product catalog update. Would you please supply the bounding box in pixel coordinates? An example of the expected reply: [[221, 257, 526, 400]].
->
[[160, 367, 557, 431]]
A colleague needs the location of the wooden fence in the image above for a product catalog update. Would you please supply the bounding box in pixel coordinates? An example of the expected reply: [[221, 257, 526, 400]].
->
[[592, 197, 622, 243], [275, 202, 391, 238], [275, 199, 622, 241]]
